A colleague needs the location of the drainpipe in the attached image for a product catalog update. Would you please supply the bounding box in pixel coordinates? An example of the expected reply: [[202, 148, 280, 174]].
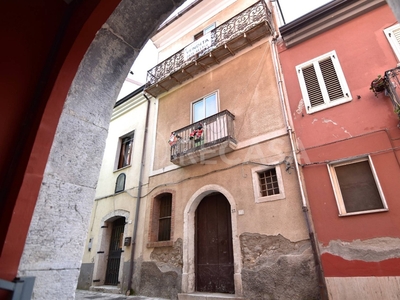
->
[[127, 92, 151, 294], [270, 36, 328, 299]]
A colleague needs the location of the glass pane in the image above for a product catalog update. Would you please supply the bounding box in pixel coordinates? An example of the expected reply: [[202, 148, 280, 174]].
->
[[203, 23, 215, 34], [118, 135, 133, 168], [193, 100, 204, 122], [115, 173, 126, 193], [205, 93, 217, 117], [335, 161, 383, 213]]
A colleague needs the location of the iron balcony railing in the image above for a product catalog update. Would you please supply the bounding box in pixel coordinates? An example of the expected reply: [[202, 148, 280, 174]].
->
[[170, 110, 236, 162], [146, 0, 272, 88], [385, 66, 400, 111]]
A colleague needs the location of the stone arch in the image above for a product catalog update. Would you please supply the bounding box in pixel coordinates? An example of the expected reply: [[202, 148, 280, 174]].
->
[[101, 209, 130, 225], [182, 184, 243, 296], [16, 1, 185, 298]]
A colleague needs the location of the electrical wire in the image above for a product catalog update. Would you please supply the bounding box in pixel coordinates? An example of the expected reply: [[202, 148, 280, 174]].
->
[[122, 156, 292, 199]]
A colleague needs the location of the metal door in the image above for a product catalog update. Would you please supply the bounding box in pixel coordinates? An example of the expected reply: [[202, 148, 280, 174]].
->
[[105, 217, 125, 285], [195, 193, 234, 293]]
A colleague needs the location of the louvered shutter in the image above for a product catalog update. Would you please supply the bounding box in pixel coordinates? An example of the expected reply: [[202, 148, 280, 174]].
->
[[384, 24, 400, 61], [296, 50, 351, 114], [303, 64, 324, 108], [319, 57, 344, 102]]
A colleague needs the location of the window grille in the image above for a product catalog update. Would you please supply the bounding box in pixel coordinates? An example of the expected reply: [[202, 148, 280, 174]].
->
[[258, 168, 280, 197]]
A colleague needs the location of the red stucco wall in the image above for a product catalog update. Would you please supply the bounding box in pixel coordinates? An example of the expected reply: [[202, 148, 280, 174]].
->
[[279, 4, 400, 277]]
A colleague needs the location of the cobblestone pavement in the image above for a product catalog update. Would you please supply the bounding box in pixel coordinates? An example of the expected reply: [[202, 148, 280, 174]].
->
[[75, 290, 168, 300]]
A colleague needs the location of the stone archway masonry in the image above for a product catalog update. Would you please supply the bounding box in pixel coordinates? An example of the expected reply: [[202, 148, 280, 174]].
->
[[16, 1, 184, 299]]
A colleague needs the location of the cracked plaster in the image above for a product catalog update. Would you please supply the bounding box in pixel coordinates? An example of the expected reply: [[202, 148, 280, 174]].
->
[[320, 237, 400, 262]]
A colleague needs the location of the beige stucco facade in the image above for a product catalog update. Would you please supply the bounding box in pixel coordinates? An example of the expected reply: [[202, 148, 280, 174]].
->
[[139, 1, 320, 299], [77, 1, 321, 299]]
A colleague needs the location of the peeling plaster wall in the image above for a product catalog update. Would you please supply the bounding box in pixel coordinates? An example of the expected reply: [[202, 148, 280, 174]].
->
[[139, 239, 183, 299], [240, 233, 319, 300], [320, 237, 400, 262]]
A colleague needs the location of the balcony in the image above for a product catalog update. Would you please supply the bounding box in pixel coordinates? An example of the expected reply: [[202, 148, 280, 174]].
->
[[170, 110, 236, 166], [145, 1, 273, 98], [385, 66, 400, 113]]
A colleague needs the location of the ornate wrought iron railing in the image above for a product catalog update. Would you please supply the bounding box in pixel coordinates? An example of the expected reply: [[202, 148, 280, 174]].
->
[[385, 66, 400, 112], [170, 110, 236, 161], [146, 0, 271, 87]]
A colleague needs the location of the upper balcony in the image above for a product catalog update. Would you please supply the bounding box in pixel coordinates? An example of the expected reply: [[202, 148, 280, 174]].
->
[[385, 66, 400, 120], [144, 1, 273, 98], [169, 110, 236, 166]]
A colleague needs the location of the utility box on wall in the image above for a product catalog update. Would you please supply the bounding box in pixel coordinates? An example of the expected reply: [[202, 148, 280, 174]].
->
[[124, 237, 131, 246]]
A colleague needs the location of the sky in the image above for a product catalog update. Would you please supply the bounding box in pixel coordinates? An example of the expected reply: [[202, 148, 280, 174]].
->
[[278, 0, 332, 24], [117, 0, 333, 100]]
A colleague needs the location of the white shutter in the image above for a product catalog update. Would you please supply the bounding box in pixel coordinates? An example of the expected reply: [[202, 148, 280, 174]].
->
[[302, 64, 324, 108], [319, 56, 344, 102], [296, 50, 352, 114], [384, 24, 400, 62]]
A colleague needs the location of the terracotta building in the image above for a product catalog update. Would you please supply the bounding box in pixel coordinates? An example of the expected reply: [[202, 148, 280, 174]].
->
[[277, 0, 400, 298]]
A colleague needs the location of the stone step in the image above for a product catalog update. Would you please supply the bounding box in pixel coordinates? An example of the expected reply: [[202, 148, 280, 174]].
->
[[89, 285, 121, 295], [178, 292, 245, 300]]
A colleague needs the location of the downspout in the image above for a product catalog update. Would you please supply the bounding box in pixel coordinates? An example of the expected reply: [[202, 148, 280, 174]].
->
[[270, 36, 328, 299], [127, 92, 151, 294]]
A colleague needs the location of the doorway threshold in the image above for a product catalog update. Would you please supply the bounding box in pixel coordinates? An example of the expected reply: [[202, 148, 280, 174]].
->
[[89, 285, 121, 295], [178, 292, 244, 300]]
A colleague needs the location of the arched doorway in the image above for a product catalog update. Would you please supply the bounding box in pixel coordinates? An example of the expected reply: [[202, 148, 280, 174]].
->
[[195, 193, 234, 294], [105, 217, 126, 285], [182, 185, 242, 296]]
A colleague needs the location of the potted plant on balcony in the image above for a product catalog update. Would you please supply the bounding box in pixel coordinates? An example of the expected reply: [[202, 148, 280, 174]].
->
[[394, 106, 400, 119], [370, 75, 387, 97]]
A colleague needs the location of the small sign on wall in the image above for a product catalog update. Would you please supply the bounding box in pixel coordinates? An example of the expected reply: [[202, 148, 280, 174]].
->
[[183, 32, 212, 60]]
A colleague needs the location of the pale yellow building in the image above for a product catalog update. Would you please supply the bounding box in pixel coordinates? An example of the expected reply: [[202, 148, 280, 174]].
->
[[78, 86, 156, 294]]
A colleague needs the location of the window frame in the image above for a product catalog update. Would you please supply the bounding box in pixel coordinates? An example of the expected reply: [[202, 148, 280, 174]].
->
[[147, 191, 175, 248], [157, 194, 172, 242], [115, 173, 126, 193], [191, 91, 219, 123], [384, 23, 400, 62], [327, 156, 388, 217], [194, 22, 216, 40], [251, 165, 285, 203], [116, 131, 134, 170], [296, 50, 352, 114]]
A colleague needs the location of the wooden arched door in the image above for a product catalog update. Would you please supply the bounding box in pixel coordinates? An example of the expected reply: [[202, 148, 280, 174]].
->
[[195, 193, 234, 293]]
